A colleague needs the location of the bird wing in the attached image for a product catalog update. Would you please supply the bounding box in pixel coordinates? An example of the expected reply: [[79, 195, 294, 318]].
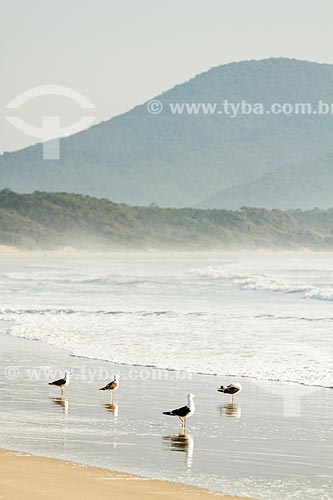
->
[[100, 380, 118, 390], [49, 378, 66, 386], [225, 385, 239, 394], [169, 405, 191, 417]]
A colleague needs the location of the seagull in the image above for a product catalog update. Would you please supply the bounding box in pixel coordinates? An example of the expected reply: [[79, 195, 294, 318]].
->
[[48, 371, 72, 398], [217, 383, 242, 403], [163, 393, 197, 431], [99, 375, 119, 403]]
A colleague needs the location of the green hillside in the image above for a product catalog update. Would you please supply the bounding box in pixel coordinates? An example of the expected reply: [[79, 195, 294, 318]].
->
[[0, 190, 333, 250]]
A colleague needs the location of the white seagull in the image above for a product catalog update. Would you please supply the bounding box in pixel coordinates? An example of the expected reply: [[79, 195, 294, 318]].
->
[[163, 393, 197, 431], [48, 371, 72, 398], [99, 375, 119, 403], [217, 383, 242, 403]]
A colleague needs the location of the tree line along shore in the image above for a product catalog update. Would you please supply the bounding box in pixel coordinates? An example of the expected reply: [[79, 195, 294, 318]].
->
[[0, 189, 332, 250]]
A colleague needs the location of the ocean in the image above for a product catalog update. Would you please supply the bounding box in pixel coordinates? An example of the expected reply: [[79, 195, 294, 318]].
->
[[0, 252, 332, 500], [0, 252, 332, 388]]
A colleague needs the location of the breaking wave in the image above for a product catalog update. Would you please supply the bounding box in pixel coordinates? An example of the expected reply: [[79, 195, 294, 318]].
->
[[191, 266, 333, 301]]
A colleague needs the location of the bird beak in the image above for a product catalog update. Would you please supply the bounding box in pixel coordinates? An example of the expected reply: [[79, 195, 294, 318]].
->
[[193, 395, 198, 398]]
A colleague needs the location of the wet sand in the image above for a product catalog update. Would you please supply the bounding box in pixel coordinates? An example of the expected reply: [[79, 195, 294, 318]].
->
[[0, 449, 246, 500], [0, 334, 332, 500]]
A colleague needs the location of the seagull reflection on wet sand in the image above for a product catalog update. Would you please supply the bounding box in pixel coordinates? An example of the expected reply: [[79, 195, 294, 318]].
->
[[50, 397, 69, 415], [219, 403, 242, 419], [162, 433, 194, 468], [104, 402, 119, 416]]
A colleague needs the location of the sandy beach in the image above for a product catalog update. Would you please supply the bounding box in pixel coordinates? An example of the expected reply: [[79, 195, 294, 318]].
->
[[0, 449, 247, 500], [0, 333, 332, 500]]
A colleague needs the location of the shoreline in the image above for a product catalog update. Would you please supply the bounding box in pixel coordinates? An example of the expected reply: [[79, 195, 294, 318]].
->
[[0, 333, 332, 500], [2, 330, 331, 390], [0, 448, 249, 500], [1, 246, 333, 258], [68, 351, 332, 390], [3, 330, 331, 391]]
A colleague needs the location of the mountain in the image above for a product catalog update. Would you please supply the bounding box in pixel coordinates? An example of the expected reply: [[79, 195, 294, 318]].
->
[[199, 154, 333, 209], [1, 58, 333, 208], [1, 190, 333, 250]]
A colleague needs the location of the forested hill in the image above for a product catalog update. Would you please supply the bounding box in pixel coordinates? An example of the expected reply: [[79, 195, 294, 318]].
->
[[2, 58, 333, 209], [0, 190, 332, 250]]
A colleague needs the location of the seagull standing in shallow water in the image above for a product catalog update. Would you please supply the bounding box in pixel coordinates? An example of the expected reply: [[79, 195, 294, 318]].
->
[[99, 375, 120, 403], [217, 383, 242, 403], [48, 371, 72, 398], [163, 393, 197, 431]]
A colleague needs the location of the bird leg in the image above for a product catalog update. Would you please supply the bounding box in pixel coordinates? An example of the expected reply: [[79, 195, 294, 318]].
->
[[61, 386, 64, 399], [111, 390, 114, 404]]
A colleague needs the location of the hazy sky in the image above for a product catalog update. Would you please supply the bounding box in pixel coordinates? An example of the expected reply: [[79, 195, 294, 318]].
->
[[1, 0, 333, 152]]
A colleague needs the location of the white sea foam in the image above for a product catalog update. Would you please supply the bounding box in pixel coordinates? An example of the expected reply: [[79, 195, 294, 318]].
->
[[0, 255, 332, 389], [191, 266, 333, 301], [2, 306, 332, 388]]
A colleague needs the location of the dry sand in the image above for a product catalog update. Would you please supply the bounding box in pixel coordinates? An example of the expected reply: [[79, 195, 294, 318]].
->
[[0, 449, 250, 500]]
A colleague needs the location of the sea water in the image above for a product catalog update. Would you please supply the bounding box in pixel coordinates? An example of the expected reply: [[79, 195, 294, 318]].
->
[[0, 252, 332, 500], [0, 252, 332, 388]]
